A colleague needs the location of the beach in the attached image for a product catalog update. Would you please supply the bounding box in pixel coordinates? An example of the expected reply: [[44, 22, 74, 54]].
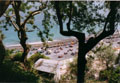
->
[[5, 37, 78, 61], [5, 31, 120, 60], [5, 37, 78, 51]]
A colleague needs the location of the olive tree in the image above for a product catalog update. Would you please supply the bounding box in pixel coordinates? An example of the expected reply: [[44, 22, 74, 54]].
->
[[1, 1, 47, 63], [53, 1, 119, 83]]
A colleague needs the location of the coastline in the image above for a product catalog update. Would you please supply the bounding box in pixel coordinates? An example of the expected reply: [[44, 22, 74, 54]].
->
[[5, 37, 78, 51], [5, 30, 120, 51]]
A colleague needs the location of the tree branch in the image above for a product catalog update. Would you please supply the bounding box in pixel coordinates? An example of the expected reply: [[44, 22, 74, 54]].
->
[[0, 0, 11, 17], [67, 1, 72, 31], [103, 8, 112, 32], [22, 10, 41, 27], [54, 2, 63, 33], [22, 3, 47, 27], [12, 1, 21, 27], [9, 18, 20, 31], [55, 2, 85, 43], [85, 2, 117, 53], [3, 15, 20, 31]]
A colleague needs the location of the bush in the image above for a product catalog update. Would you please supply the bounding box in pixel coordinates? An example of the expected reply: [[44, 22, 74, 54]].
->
[[61, 57, 77, 81], [0, 60, 39, 82], [28, 52, 49, 63], [27, 52, 49, 68], [99, 66, 120, 83], [6, 49, 15, 56], [85, 43, 117, 80], [69, 57, 77, 75], [11, 52, 22, 61]]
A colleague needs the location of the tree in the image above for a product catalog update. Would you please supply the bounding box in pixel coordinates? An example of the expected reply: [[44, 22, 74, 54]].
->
[[0, 0, 11, 65], [2, 1, 47, 63], [54, 1, 118, 83]]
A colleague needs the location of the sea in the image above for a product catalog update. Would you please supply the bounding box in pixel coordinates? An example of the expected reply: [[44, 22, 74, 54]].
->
[[1, 14, 71, 47], [1, 13, 120, 47]]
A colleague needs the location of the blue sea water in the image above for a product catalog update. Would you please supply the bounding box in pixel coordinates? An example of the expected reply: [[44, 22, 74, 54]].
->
[[2, 24, 68, 46], [1, 14, 69, 46], [1, 13, 120, 46]]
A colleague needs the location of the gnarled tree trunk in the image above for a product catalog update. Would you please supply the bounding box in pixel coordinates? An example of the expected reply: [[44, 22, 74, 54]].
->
[[77, 53, 87, 83], [54, 1, 118, 83], [20, 29, 30, 63], [77, 38, 87, 83]]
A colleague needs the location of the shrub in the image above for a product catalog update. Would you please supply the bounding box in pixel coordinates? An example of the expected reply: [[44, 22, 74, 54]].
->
[[6, 49, 15, 56], [0, 60, 39, 82], [11, 52, 22, 61], [28, 52, 49, 63], [61, 57, 77, 81], [48, 38, 53, 41], [27, 52, 49, 69], [86, 43, 117, 80], [69, 57, 77, 75], [99, 66, 120, 83], [93, 43, 116, 68], [115, 53, 120, 65]]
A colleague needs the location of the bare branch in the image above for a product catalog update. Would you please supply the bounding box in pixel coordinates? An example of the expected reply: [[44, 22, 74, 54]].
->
[[3, 15, 20, 31], [10, 18, 20, 31]]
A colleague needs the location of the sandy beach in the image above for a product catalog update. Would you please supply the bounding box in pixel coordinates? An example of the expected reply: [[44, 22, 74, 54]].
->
[[5, 32, 120, 61], [5, 37, 78, 51]]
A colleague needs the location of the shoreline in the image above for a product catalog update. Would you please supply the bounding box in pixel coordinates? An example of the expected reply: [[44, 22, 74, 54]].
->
[[5, 31, 120, 51], [5, 37, 78, 51]]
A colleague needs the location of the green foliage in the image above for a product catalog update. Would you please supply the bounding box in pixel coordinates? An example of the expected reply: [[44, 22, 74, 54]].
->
[[38, 72, 55, 83], [69, 57, 77, 75], [93, 43, 116, 68], [48, 37, 53, 41], [28, 52, 49, 63], [0, 60, 39, 82], [11, 52, 22, 61], [0, 51, 54, 83], [0, 31, 5, 40], [85, 43, 117, 80], [6, 49, 14, 56], [0, 2, 45, 33], [27, 52, 49, 68], [37, 6, 54, 43], [61, 57, 108, 82], [52, 1, 106, 35], [37, 31, 46, 42], [85, 79, 107, 83], [99, 66, 120, 83], [115, 52, 120, 65]]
